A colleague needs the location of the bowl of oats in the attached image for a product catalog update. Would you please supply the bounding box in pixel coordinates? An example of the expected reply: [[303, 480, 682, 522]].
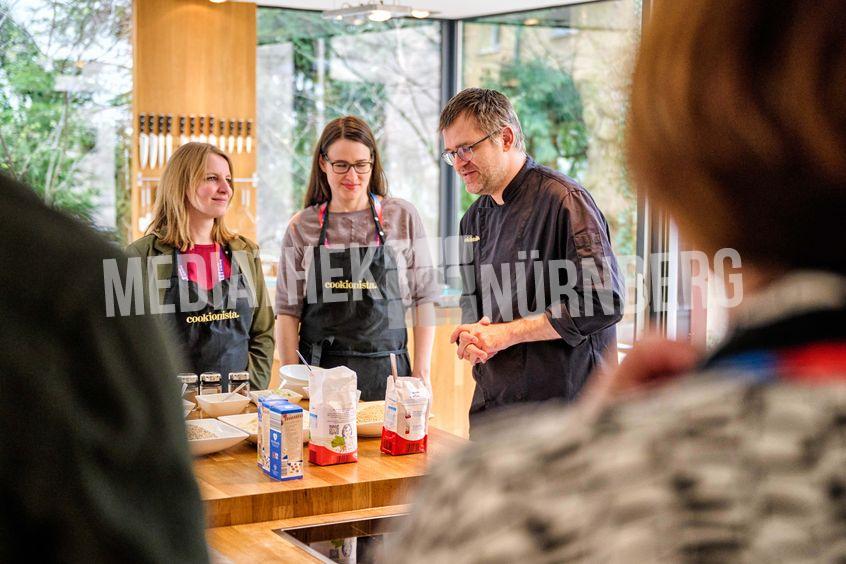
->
[[185, 418, 249, 456], [356, 401, 385, 437]]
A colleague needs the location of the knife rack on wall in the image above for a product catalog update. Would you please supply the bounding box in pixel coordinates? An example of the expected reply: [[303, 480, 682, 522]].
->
[[132, 0, 257, 241], [136, 113, 255, 170]]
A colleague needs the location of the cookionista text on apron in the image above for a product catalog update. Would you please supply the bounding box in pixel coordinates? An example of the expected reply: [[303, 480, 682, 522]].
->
[[299, 195, 410, 401]]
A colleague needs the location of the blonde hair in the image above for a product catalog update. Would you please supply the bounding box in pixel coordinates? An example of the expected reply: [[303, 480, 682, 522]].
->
[[146, 142, 236, 251]]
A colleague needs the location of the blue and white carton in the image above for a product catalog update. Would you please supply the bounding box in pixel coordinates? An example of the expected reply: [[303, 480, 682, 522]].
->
[[257, 396, 304, 481]]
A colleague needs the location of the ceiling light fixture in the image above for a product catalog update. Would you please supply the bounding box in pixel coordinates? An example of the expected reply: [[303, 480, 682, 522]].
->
[[323, 2, 435, 24], [368, 9, 393, 22]]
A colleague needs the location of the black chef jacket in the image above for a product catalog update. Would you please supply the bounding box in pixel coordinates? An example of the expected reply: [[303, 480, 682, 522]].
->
[[458, 157, 624, 428]]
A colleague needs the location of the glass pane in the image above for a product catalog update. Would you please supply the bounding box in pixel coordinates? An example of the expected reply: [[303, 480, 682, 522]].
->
[[1, 0, 132, 243], [462, 1, 642, 355], [257, 10, 442, 264]]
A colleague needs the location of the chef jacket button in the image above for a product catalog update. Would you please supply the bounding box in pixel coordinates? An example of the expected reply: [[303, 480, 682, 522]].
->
[[516, 393, 525, 400]]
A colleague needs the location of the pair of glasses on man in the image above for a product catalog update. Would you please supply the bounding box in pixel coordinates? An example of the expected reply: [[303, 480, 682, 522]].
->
[[440, 132, 494, 166], [321, 152, 373, 174]]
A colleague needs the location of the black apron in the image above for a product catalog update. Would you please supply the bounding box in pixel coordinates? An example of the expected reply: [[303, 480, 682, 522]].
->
[[299, 195, 410, 401], [163, 245, 254, 390]]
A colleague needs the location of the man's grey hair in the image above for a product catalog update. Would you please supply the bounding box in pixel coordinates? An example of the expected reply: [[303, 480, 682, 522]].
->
[[439, 88, 525, 151]]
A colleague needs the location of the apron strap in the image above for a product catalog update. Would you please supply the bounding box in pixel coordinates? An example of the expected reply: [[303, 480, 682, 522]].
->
[[174, 245, 227, 283], [317, 194, 386, 247], [317, 202, 330, 247], [307, 336, 335, 367], [368, 193, 386, 245]]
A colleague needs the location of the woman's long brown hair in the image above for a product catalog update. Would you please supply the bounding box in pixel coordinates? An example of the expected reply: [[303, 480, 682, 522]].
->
[[303, 116, 388, 208]]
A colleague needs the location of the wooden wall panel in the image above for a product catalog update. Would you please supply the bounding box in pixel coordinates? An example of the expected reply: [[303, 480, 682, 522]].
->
[[131, 0, 257, 242]]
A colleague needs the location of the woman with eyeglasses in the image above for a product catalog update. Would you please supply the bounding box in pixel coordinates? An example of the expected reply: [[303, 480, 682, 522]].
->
[[275, 116, 437, 400]]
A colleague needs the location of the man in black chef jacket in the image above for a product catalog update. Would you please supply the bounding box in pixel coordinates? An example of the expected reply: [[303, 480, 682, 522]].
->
[[442, 88, 625, 432]]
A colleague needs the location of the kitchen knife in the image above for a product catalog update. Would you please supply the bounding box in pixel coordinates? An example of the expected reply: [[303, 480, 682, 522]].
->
[[179, 115, 188, 146], [139, 113, 148, 169], [219, 120, 225, 151], [198, 115, 207, 144], [245, 120, 253, 154], [228, 119, 235, 154], [208, 115, 217, 147], [236, 120, 244, 154], [189, 115, 196, 142], [165, 114, 174, 162], [148, 114, 158, 170], [157, 114, 166, 166]]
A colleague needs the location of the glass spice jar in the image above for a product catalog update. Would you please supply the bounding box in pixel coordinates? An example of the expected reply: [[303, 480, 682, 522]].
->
[[199, 372, 222, 395], [177, 373, 199, 403], [227, 371, 250, 396]]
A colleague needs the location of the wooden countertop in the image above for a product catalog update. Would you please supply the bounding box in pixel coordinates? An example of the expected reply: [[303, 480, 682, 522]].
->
[[194, 427, 465, 527]]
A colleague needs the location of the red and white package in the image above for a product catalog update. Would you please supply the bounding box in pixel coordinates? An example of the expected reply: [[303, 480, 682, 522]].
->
[[380, 376, 429, 455], [308, 366, 358, 466]]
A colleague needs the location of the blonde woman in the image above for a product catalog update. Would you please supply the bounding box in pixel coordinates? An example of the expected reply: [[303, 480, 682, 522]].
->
[[127, 142, 274, 390]]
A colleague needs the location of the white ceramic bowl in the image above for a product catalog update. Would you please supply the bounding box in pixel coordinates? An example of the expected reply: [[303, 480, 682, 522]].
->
[[218, 413, 258, 443], [356, 401, 385, 438], [288, 381, 309, 399], [280, 364, 315, 382], [196, 392, 250, 417], [185, 418, 249, 456], [248, 388, 303, 406]]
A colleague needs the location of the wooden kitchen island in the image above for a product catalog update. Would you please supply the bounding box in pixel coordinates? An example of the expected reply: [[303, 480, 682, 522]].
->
[[197, 427, 466, 562]]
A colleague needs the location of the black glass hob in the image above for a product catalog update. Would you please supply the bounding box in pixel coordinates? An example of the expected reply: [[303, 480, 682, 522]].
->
[[275, 514, 407, 563]]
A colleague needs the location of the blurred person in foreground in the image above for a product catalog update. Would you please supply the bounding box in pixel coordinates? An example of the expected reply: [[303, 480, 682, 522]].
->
[[0, 173, 208, 562], [388, 0, 846, 561]]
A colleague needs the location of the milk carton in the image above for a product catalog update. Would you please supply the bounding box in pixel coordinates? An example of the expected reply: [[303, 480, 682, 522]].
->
[[258, 396, 303, 480]]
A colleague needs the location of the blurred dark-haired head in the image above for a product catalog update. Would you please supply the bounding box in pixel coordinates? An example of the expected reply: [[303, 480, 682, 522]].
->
[[627, 0, 846, 274]]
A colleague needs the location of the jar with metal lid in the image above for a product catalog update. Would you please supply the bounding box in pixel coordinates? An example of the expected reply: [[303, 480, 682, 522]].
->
[[199, 372, 222, 395], [177, 373, 199, 403], [227, 371, 250, 396]]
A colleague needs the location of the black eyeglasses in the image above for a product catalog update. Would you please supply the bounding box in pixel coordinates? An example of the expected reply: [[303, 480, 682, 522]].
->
[[321, 153, 373, 174], [440, 133, 494, 166]]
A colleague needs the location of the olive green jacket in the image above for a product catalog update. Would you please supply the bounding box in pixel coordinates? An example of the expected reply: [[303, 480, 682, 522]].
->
[[126, 234, 275, 389]]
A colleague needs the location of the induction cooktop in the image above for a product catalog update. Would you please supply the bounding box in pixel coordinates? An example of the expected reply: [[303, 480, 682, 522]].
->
[[275, 514, 408, 563]]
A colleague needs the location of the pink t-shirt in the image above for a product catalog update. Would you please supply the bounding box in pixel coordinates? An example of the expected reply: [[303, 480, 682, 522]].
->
[[184, 244, 231, 290]]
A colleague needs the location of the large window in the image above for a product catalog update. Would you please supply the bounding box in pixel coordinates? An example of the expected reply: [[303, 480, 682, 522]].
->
[[462, 1, 642, 351], [0, 0, 132, 242], [256, 9, 442, 261]]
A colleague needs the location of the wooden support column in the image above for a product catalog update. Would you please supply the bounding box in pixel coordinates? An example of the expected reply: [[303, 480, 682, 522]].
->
[[131, 0, 257, 242]]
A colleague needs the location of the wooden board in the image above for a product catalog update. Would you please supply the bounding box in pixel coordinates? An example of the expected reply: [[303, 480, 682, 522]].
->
[[194, 428, 465, 527], [131, 0, 257, 242]]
